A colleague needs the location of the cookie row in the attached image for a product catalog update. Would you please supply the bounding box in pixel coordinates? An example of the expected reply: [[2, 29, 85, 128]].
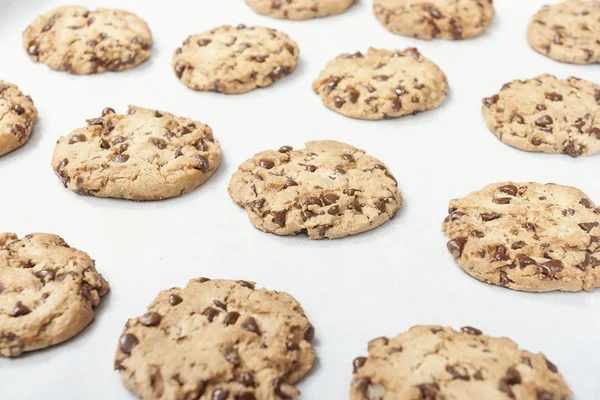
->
[[0, 246, 573, 399], [23, 1, 600, 69]]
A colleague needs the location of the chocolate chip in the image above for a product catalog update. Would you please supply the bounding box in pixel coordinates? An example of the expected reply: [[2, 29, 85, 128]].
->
[[259, 159, 274, 169], [169, 294, 183, 305], [305, 165, 317, 172], [13, 104, 25, 115], [235, 393, 255, 400], [195, 155, 209, 172], [511, 241, 527, 250], [471, 230, 485, 238], [112, 154, 129, 163], [175, 64, 186, 78], [271, 210, 287, 227], [545, 358, 558, 373], [202, 307, 220, 322], [322, 193, 339, 205], [446, 365, 470, 380], [286, 341, 299, 351], [224, 346, 241, 366], [579, 222, 598, 233], [447, 237, 467, 258], [328, 205, 340, 215], [11, 124, 25, 137], [241, 317, 261, 335], [241, 372, 255, 387], [348, 198, 363, 213], [304, 324, 315, 342], [538, 260, 563, 278], [461, 326, 482, 336], [69, 134, 87, 144], [10, 302, 31, 317], [500, 271, 513, 287], [119, 333, 139, 354], [494, 197, 511, 204], [348, 89, 360, 103], [545, 92, 563, 101], [237, 280, 255, 289], [481, 212, 501, 222], [536, 390, 554, 400], [198, 38, 212, 46], [517, 255, 537, 268], [492, 245, 510, 262], [283, 179, 298, 189], [334, 96, 345, 108], [279, 145, 293, 153], [212, 389, 229, 400], [35, 268, 56, 282], [304, 197, 323, 207], [140, 312, 161, 327], [498, 185, 518, 196], [353, 357, 367, 373], [224, 311, 240, 326], [580, 198, 593, 208], [273, 378, 291, 399], [213, 300, 227, 310], [535, 115, 553, 127], [482, 95, 499, 107]]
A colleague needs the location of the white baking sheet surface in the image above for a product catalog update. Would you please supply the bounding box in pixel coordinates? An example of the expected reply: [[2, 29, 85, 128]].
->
[[0, 0, 599, 398]]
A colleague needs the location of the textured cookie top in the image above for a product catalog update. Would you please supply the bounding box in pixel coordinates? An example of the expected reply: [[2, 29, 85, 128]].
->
[[228, 140, 402, 239], [245, 0, 356, 20], [351, 325, 572, 400], [0, 233, 109, 357], [374, 0, 495, 40], [0, 81, 37, 157], [312, 48, 448, 120], [173, 25, 299, 94], [482, 74, 600, 157], [51, 106, 221, 201], [442, 182, 600, 292], [527, 0, 600, 64], [23, 6, 152, 74], [115, 278, 316, 400]]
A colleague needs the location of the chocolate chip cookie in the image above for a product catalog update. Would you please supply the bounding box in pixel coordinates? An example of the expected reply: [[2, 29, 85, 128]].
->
[[51, 106, 221, 201], [482, 74, 600, 157], [527, 0, 600, 64], [228, 140, 402, 239], [23, 6, 152, 74], [0, 81, 37, 157], [172, 25, 299, 94], [351, 325, 572, 400], [0, 233, 109, 357], [115, 278, 316, 400], [245, 0, 355, 20], [312, 48, 448, 120], [374, 0, 495, 40], [442, 182, 600, 292]]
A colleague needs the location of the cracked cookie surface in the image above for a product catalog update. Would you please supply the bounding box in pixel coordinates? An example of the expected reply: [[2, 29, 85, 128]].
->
[[351, 325, 572, 400], [0, 233, 109, 357], [51, 106, 221, 201], [442, 182, 600, 292], [373, 0, 495, 40], [0, 81, 37, 157], [172, 25, 299, 94], [23, 6, 152, 74], [527, 0, 600, 64], [115, 278, 316, 400], [228, 140, 402, 239], [245, 0, 355, 20], [312, 48, 448, 120], [482, 74, 600, 157]]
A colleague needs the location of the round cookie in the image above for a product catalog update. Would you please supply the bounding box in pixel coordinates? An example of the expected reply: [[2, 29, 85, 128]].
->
[[115, 278, 316, 400], [228, 140, 402, 239], [172, 25, 299, 94], [51, 106, 221, 201], [23, 6, 152, 74], [0, 81, 37, 157], [442, 182, 600, 292], [0, 233, 109, 357], [527, 0, 600, 64], [312, 48, 448, 120], [373, 0, 495, 40], [482, 74, 600, 157], [351, 325, 572, 400], [245, 0, 355, 20]]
